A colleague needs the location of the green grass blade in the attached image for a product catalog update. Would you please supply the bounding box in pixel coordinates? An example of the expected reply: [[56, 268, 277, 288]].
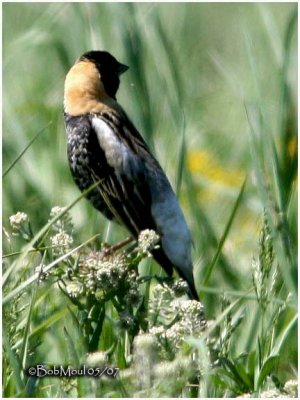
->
[[12, 305, 76, 351], [19, 260, 43, 370], [63, 327, 84, 397], [258, 3, 282, 66], [245, 104, 297, 298], [2, 327, 25, 393], [64, 326, 80, 366], [271, 313, 297, 356], [202, 178, 247, 287], [89, 305, 105, 351], [175, 113, 186, 197], [184, 167, 240, 289], [2, 122, 52, 178], [202, 294, 249, 340], [256, 355, 280, 390]]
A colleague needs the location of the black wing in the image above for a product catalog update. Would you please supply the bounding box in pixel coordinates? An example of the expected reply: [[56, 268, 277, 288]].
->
[[87, 111, 158, 237], [66, 113, 116, 220]]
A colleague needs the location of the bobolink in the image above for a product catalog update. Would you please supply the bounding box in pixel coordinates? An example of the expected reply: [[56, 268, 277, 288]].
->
[[64, 51, 199, 300]]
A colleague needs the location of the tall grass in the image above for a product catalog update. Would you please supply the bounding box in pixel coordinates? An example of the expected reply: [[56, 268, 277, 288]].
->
[[2, 2, 297, 398]]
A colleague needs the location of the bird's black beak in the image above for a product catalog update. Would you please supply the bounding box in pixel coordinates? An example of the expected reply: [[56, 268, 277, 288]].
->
[[118, 62, 129, 75]]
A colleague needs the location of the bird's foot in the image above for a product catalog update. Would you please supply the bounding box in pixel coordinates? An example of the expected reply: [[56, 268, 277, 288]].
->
[[154, 275, 174, 287], [138, 274, 173, 286], [102, 236, 135, 256]]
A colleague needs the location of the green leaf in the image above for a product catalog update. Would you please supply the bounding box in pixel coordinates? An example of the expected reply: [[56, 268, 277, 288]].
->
[[247, 350, 257, 380], [19, 265, 42, 371], [2, 327, 25, 393], [256, 355, 280, 390], [63, 327, 84, 398], [271, 313, 297, 356], [67, 305, 88, 351], [235, 361, 253, 390], [175, 113, 186, 197], [116, 337, 127, 369], [88, 304, 105, 352], [202, 178, 247, 287], [2, 122, 51, 178], [63, 326, 80, 366], [13, 306, 75, 351], [220, 355, 255, 391]]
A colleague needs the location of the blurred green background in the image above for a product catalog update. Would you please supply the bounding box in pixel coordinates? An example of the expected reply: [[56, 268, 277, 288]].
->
[[3, 2, 297, 309], [2, 2, 297, 397]]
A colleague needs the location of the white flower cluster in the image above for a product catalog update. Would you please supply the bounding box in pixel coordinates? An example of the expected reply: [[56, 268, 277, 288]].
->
[[72, 251, 141, 305], [283, 380, 298, 397], [128, 333, 194, 397], [167, 300, 206, 347], [51, 231, 73, 249], [131, 332, 194, 394], [171, 299, 206, 336], [66, 280, 83, 298], [153, 356, 192, 381], [149, 294, 206, 354], [149, 325, 166, 341], [134, 333, 157, 355], [137, 229, 160, 257], [9, 212, 28, 230], [50, 206, 66, 218], [148, 284, 176, 325], [171, 299, 205, 320], [49, 206, 74, 255], [258, 389, 282, 398], [86, 351, 108, 368], [238, 379, 298, 398], [259, 380, 298, 399], [82, 252, 128, 291]]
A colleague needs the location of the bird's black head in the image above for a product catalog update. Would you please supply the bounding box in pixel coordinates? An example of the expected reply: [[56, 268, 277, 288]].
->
[[79, 51, 129, 99]]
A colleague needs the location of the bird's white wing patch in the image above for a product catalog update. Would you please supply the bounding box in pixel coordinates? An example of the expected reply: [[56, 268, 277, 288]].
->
[[92, 116, 129, 169]]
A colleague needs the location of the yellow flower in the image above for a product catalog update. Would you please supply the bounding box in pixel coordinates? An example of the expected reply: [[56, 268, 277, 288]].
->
[[287, 136, 297, 158], [188, 150, 244, 187]]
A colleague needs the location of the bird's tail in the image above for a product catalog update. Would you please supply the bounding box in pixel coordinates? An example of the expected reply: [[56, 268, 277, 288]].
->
[[152, 248, 199, 301], [178, 269, 199, 301]]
